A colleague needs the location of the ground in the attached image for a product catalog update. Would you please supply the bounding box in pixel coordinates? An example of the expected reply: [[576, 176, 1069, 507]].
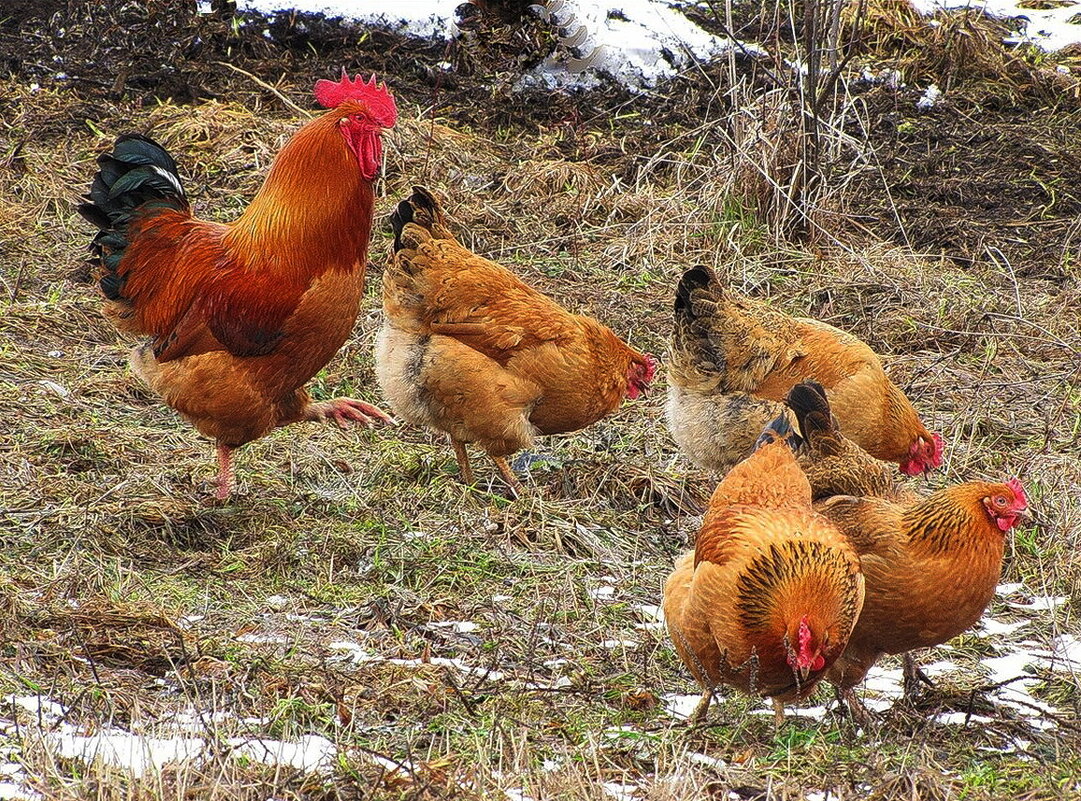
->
[[0, 2, 1079, 800]]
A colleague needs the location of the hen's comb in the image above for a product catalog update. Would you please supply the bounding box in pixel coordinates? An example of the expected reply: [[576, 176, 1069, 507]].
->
[[314, 69, 397, 127], [1006, 477, 1028, 506]]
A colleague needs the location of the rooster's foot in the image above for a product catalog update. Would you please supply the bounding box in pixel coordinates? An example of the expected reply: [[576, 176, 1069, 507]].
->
[[307, 398, 396, 429]]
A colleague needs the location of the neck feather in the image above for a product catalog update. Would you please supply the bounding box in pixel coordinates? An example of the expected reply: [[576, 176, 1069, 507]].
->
[[228, 112, 375, 271], [904, 485, 1002, 555]]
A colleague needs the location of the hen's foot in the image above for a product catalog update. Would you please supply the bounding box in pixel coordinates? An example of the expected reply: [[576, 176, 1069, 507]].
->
[[690, 687, 714, 724], [842, 688, 874, 728], [492, 456, 526, 499], [306, 398, 396, 429], [772, 697, 786, 729], [902, 653, 934, 702], [451, 438, 475, 485]]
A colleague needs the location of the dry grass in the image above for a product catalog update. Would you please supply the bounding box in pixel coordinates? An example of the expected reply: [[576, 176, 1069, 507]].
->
[[1, 3, 1080, 799]]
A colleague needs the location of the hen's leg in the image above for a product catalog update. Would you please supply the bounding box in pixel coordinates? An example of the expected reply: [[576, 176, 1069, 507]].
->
[[451, 438, 474, 485], [305, 398, 396, 429], [842, 688, 873, 728], [492, 456, 525, 498], [902, 652, 934, 700], [214, 444, 236, 501], [772, 697, 786, 729], [690, 687, 713, 724]]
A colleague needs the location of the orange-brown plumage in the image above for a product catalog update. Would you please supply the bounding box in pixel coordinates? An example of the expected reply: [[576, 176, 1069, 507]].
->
[[666, 265, 942, 477], [663, 417, 865, 723], [79, 78, 397, 498], [784, 381, 902, 502], [375, 186, 655, 494], [821, 479, 1029, 697]]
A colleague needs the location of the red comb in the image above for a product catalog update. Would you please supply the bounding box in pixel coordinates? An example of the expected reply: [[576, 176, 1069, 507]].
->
[[314, 69, 397, 127], [1006, 477, 1027, 505]]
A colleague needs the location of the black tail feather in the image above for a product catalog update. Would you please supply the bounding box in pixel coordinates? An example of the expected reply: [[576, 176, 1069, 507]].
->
[[673, 264, 714, 323], [785, 380, 834, 441], [78, 133, 187, 303], [389, 185, 441, 252]]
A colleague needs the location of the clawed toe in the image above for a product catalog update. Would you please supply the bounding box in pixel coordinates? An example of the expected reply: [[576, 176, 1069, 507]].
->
[[308, 398, 397, 429]]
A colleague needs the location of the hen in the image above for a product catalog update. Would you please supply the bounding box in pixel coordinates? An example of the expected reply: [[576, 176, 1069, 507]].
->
[[820, 477, 1029, 716], [784, 381, 901, 502], [375, 186, 656, 495], [78, 72, 398, 499], [663, 414, 865, 725], [666, 265, 943, 477]]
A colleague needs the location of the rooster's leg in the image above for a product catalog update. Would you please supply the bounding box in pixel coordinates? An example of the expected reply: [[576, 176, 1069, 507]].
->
[[492, 456, 525, 498], [305, 398, 396, 429], [451, 438, 474, 485], [215, 444, 235, 501], [772, 697, 786, 728], [902, 652, 934, 701]]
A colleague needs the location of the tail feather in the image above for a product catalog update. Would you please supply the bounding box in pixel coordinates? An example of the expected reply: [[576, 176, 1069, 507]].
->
[[389, 185, 447, 252], [785, 380, 834, 443], [671, 265, 725, 377], [77, 134, 187, 304], [673, 265, 715, 328]]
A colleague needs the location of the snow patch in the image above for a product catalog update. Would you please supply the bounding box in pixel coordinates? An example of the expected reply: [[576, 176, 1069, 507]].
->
[[661, 693, 702, 720], [237, 0, 463, 39], [908, 0, 1081, 51]]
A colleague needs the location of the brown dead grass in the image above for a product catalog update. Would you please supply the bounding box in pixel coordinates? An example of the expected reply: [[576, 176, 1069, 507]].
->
[[0, 2, 1079, 800]]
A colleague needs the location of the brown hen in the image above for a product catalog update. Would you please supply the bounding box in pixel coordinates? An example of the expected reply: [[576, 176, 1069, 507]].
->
[[663, 414, 865, 725], [820, 478, 1029, 716], [375, 186, 655, 495], [666, 266, 942, 477]]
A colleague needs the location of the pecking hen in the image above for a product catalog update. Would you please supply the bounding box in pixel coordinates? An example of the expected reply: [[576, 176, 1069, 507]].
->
[[663, 413, 865, 725], [666, 265, 943, 477], [375, 186, 655, 496]]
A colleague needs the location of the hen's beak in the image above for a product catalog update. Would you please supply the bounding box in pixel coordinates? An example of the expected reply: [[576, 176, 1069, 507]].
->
[[798, 664, 812, 682], [1015, 507, 1034, 524]]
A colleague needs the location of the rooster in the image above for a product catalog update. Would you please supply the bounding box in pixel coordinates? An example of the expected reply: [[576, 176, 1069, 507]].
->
[[666, 265, 943, 477], [663, 413, 865, 726], [820, 477, 1029, 717], [375, 186, 656, 496], [78, 72, 398, 499]]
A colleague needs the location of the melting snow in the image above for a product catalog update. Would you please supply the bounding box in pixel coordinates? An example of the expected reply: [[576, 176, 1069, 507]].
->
[[602, 780, 642, 800], [429, 620, 480, 634], [1008, 594, 1068, 611], [234, 0, 761, 90], [977, 617, 1029, 637], [329, 641, 506, 680], [231, 735, 336, 771], [236, 0, 462, 39], [587, 586, 616, 600], [909, 0, 1081, 51], [662, 693, 702, 720], [2, 694, 337, 780], [916, 83, 942, 110]]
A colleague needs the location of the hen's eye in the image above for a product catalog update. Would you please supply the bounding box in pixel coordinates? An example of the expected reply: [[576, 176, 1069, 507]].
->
[[995, 497, 1007, 507]]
